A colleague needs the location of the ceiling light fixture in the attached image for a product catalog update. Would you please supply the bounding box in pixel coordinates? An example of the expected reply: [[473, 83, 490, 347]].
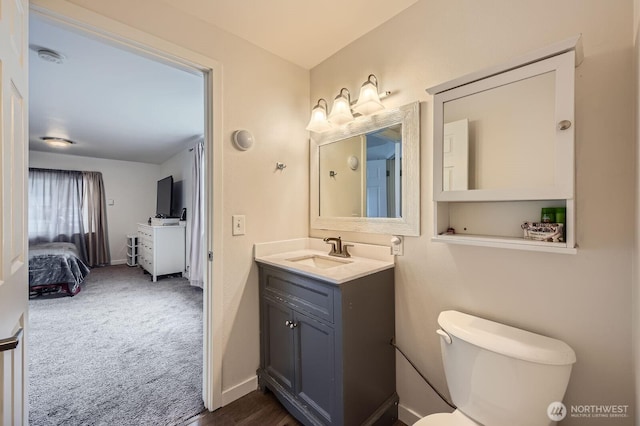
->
[[37, 48, 65, 64], [306, 74, 390, 133], [41, 136, 75, 148]]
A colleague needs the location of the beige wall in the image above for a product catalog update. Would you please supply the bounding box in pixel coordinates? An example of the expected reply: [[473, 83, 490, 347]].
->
[[310, 1, 635, 424], [62, 0, 310, 395], [29, 151, 159, 264]]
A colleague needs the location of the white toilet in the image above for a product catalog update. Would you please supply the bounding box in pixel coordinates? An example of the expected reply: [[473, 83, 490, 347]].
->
[[415, 310, 576, 426]]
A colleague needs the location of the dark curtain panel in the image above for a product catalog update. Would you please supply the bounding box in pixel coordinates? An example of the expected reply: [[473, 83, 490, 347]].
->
[[28, 168, 89, 262], [82, 171, 111, 266]]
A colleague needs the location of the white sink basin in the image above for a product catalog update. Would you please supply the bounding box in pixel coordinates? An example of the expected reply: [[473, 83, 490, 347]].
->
[[285, 254, 352, 269]]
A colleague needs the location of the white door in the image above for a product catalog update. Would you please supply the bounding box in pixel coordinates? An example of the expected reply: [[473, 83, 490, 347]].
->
[[0, 0, 29, 424], [366, 160, 388, 217], [443, 119, 469, 191]]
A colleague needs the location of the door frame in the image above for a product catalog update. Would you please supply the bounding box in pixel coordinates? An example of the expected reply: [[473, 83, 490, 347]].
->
[[29, 0, 224, 410]]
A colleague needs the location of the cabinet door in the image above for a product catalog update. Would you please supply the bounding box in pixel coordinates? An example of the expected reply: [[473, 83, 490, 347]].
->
[[263, 298, 295, 391], [294, 311, 335, 424]]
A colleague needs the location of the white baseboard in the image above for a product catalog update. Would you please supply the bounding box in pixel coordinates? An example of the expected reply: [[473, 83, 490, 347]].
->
[[399, 403, 422, 425], [221, 375, 258, 406]]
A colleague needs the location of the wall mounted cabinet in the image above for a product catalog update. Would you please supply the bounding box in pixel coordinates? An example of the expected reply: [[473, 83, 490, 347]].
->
[[427, 36, 583, 253]]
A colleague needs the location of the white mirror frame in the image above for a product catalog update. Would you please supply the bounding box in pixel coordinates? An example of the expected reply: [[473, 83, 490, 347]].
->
[[310, 101, 420, 236]]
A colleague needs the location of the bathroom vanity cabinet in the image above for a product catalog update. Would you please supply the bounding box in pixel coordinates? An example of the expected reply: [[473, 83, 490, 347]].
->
[[256, 263, 397, 426]]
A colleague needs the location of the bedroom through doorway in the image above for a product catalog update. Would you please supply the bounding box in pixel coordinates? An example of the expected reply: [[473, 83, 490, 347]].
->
[[27, 9, 212, 425]]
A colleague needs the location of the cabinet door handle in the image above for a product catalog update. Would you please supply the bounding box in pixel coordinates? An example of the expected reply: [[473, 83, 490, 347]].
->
[[558, 120, 572, 130], [285, 320, 291, 327], [290, 322, 297, 329]]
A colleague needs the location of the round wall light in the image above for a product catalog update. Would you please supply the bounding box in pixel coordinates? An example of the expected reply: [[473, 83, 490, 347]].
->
[[232, 130, 254, 151], [347, 155, 359, 170]]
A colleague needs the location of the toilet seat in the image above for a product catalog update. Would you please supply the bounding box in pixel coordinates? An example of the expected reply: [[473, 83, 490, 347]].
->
[[414, 410, 480, 426]]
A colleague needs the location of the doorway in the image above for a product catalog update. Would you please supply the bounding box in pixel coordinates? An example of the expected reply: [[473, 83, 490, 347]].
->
[[28, 1, 224, 417]]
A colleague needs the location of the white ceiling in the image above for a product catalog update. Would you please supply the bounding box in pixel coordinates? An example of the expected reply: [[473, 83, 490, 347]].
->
[[29, 2, 418, 164], [29, 15, 205, 164]]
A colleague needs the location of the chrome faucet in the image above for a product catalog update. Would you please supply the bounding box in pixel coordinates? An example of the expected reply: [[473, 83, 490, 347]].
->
[[323, 236, 352, 258]]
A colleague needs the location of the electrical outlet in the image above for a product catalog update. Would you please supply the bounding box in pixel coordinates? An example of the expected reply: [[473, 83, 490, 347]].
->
[[232, 215, 246, 236]]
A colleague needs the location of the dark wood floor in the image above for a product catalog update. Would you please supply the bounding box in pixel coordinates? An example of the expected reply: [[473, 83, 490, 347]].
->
[[182, 390, 406, 426]]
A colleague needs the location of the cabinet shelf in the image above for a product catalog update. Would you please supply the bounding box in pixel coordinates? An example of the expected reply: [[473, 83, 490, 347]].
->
[[432, 233, 576, 254]]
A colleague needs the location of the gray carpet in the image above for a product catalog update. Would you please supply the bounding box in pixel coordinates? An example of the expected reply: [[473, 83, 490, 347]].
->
[[28, 265, 204, 426]]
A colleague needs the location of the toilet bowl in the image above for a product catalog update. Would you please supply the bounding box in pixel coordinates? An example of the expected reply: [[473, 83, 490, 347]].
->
[[415, 410, 479, 425], [414, 311, 576, 426]]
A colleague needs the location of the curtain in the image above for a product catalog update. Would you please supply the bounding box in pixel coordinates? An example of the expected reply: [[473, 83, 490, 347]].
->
[[28, 168, 88, 262], [82, 171, 111, 266], [189, 141, 205, 288], [28, 168, 111, 267]]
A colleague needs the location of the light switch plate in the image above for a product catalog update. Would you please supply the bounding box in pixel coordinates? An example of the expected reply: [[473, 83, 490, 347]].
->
[[232, 215, 246, 236]]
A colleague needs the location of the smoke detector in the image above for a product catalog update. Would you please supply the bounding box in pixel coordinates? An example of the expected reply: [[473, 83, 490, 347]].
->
[[37, 48, 65, 64]]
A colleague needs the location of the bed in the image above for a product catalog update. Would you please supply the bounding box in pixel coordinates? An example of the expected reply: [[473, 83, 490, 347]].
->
[[28, 242, 90, 297]]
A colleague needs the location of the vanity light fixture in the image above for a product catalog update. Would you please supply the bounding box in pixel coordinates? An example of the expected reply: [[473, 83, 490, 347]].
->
[[328, 88, 354, 126], [306, 74, 390, 133], [305, 98, 332, 132], [41, 136, 74, 148], [353, 74, 385, 115]]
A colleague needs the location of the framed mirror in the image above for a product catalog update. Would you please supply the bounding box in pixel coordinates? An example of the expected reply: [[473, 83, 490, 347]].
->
[[310, 102, 419, 236]]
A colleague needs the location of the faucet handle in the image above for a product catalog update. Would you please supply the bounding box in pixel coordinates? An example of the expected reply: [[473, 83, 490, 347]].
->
[[342, 244, 353, 258]]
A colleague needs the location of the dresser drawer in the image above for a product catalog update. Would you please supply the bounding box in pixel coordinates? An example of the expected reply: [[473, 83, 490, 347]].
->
[[262, 267, 333, 323]]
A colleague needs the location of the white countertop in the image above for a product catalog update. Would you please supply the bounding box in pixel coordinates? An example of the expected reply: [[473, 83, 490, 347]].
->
[[254, 238, 395, 284]]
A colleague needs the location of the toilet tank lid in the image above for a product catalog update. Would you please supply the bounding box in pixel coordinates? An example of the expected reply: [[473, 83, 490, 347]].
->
[[438, 311, 576, 366]]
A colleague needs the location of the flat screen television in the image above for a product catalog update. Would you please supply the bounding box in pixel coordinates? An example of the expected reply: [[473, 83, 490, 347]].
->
[[156, 176, 173, 218]]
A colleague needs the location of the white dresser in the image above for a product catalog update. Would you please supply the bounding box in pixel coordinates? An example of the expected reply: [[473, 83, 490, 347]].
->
[[137, 223, 186, 282]]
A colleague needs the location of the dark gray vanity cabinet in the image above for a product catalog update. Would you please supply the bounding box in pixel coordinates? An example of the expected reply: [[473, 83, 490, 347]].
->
[[257, 263, 397, 426]]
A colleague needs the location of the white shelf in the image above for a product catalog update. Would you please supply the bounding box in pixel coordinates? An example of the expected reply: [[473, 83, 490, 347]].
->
[[432, 233, 576, 254], [126, 235, 138, 266]]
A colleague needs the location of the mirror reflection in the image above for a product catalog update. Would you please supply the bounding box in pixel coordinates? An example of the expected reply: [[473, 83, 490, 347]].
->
[[442, 71, 556, 191], [319, 124, 402, 218], [310, 102, 419, 236]]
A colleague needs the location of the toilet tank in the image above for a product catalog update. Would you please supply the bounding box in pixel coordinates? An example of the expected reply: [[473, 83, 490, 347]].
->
[[438, 311, 576, 426]]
